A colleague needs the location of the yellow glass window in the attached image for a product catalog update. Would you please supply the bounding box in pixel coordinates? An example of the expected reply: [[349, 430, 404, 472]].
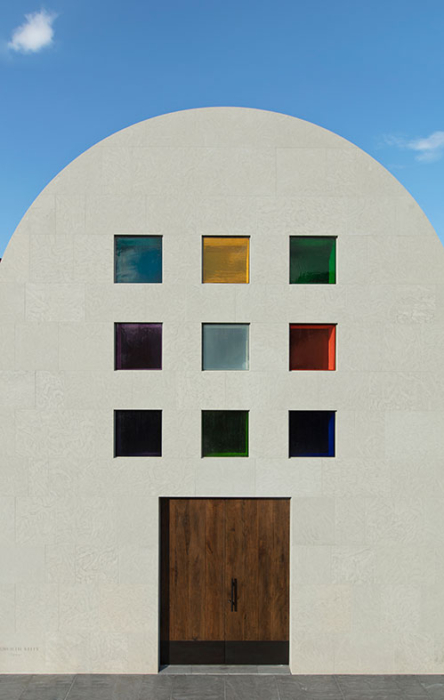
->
[[202, 237, 249, 283]]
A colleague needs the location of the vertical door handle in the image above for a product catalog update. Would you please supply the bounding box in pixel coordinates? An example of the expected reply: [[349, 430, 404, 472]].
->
[[230, 578, 238, 612]]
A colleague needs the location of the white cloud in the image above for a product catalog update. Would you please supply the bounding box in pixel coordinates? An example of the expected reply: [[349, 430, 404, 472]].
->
[[407, 132, 444, 163], [383, 130, 444, 163], [8, 9, 57, 54], [381, 134, 408, 149]]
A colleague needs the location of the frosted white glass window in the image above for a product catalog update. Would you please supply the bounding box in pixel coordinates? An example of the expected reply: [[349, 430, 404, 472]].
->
[[202, 324, 249, 371]]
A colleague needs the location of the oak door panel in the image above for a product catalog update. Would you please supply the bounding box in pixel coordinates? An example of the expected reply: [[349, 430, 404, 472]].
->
[[225, 499, 289, 642], [260, 498, 290, 641], [161, 497, 289, 664], [203, 498, 226, 641], [225, 499, 259, 641], [273, 498, 291, 640], [167, 498, 225, 642]]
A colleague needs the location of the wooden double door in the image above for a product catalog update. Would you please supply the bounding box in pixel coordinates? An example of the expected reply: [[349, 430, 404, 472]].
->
[[160, 498, 290, 665]]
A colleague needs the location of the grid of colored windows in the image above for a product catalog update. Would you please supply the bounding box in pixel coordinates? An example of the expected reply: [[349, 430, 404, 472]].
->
[[113, 234, 337, 285], [113, 235, 338, 457]]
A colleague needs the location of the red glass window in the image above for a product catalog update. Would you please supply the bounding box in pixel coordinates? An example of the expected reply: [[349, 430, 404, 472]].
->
[[289, 324, 336, 371]]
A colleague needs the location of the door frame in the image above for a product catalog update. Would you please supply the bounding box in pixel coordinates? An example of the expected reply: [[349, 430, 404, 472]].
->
[[158, 497, 290, 667]]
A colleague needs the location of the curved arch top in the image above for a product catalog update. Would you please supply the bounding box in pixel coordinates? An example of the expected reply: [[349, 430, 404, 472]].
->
[[2, 107, 439, 254]]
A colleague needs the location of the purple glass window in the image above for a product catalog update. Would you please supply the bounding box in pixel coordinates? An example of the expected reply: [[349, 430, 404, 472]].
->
[[115, 323, 162, 370], [115, 410, 162, 457]]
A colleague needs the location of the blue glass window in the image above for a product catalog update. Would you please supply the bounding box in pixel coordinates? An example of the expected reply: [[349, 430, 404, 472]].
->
[[115, 236, 162, 283], [289, 411, 335, 457]]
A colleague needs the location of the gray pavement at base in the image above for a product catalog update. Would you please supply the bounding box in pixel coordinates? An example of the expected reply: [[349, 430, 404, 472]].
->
[[0, 673, 443, 700]]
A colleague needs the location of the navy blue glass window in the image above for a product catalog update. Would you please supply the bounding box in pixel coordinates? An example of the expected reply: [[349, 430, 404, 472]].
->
[[289, 411, 335, 457], [115, 236, 162, 283], [115, 410, 162, 456]]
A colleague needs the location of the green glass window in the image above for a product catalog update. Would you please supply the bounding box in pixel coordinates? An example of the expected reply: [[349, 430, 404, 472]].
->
[[202, 410, 249, 457], [115, 236, 162, 283], [290, 236, 336, 284]]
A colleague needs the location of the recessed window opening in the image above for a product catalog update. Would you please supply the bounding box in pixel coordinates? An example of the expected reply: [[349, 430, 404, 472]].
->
[[202, 236, 250, 284], [289, 236, 336, 284], [115, 235, 162, 283], [289, 324, 336, 371], [115, 323, 162, 370], [115, 410, 162, 457], [289, 411, 335, 457], [202, 323, 249, 370], [202, 410, 249, 457]]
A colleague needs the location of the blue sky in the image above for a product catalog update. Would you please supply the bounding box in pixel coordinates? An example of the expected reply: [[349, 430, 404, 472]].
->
[[1, 0, 444, 255]]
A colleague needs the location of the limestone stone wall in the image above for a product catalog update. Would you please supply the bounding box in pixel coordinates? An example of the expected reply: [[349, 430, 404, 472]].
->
[[1, 107, 444, 673]]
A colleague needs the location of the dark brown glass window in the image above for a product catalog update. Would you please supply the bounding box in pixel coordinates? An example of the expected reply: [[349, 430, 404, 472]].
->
[[115, 410, 162, 457]]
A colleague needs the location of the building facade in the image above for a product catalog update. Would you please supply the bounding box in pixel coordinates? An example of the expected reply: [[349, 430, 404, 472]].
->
[[1, 107, 444, 674]]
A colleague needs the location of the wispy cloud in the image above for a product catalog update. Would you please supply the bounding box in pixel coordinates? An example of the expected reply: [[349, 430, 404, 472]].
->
[[407, 132, 444, 163], [8, 9, 57, 54], [382, 130, 444, 163]]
